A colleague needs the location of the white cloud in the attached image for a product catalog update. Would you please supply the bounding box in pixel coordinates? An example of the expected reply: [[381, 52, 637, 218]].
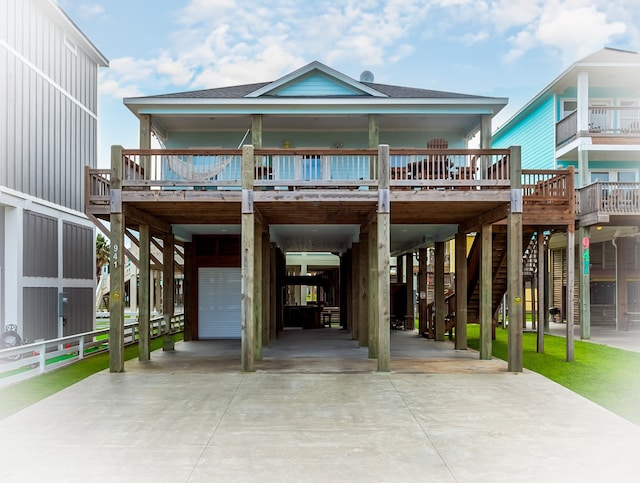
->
[[78, 4, 105, 18], [505, 3, 627, 64]]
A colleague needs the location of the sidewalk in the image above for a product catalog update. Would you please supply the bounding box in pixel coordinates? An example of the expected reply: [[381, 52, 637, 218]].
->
[[1, 329, 639, 482], [546, 321, 640, 353]]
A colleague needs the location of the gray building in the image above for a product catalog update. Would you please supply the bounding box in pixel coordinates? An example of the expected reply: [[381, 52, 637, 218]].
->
[[1, 0, 108, 341]]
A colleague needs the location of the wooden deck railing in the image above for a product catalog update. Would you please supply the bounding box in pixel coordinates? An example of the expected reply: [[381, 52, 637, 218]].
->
[[577, 181, 640, 216], [522, 169, 574, 205]]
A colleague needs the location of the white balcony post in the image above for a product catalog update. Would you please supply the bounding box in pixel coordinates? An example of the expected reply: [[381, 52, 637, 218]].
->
[[577, 71, 590, 133]]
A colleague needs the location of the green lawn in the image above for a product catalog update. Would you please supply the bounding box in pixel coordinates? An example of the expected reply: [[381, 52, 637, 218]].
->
[[467, 324, 640, 425], [0, 334, 181, 420]]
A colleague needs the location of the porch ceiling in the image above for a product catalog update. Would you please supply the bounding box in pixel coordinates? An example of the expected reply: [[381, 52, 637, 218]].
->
[[150, 113, 485, 139]]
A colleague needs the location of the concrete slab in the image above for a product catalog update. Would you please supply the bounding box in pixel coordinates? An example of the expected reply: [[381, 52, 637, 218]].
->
[[1, 328, 639, 482]]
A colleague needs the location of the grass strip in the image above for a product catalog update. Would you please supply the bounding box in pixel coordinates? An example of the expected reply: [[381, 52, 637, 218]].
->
[[467, 324, 640, 425], [0, 334, 182, 420]]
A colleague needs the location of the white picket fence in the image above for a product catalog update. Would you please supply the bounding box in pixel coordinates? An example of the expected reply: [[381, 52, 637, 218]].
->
[[0, 313, 184, 388]]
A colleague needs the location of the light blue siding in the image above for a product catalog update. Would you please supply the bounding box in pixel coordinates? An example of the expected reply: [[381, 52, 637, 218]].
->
[[493, 95, 555, 169], [272, 73, 363, 97]]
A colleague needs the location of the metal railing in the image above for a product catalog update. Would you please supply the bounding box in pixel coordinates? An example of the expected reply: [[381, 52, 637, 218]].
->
[[577, 181, 640, 216], [0, 313, 184, 388], [556, 107, 640, 146]]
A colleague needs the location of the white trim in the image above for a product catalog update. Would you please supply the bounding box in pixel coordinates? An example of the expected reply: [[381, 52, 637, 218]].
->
[[4, 207, 23, 330], [0, 186, 92, 224], [0, 38, 97, 120], [21, 277, 95, 288]]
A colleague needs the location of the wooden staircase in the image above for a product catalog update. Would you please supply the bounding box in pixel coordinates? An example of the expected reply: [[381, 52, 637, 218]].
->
[[466, 226, 537, 324]]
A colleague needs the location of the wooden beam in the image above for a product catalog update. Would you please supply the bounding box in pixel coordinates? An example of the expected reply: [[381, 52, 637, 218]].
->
[[418, 248, 428, 336], [352, 242, 360, 341], [138, 224, 150, 361], [254, 220, 263, 360], [125, 228, 159, 267], [616, 237, 629, 331], [537, 231, 545, 353], [480, 223, 492, 360], [123, 204, 171, 234], [368, 219, 378, 359], [162, 233, 175, 351], [579, 226, 591, 340], [262, 230, 270, 346], [507, 145, 524, 372], [270, 243, 277, 342], [405, 252, 414, 330], [377, 144, 390, 371], [241, 145, 255, 372], [87, 214, 138, 266], [435, 241, 446, 341], [109, 145, 125, 373], [455, 231, 467, 350], [459, 204, 510, 234], [359, 229, 369, 348]]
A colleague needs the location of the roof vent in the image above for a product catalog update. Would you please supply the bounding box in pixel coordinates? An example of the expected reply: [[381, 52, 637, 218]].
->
[[359, 70, 374, 82]]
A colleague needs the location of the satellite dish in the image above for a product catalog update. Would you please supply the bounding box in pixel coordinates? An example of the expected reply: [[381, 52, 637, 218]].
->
[[360, 70, 374, 82]]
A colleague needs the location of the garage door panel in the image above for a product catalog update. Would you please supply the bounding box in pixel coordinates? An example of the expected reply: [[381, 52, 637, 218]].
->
[[198, 267, 241, 339]]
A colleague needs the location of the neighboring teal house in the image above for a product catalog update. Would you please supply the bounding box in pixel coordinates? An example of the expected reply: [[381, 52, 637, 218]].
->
[[493, 47, 640, 333]]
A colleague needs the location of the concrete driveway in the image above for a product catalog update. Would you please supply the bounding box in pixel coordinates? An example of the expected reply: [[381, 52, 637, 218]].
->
[[0, 328, 638, 482]]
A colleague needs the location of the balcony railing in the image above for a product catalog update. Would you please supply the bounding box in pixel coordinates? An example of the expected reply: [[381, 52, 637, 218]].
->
[[556, 107, 640, 146], [85, 147, 513, 203], [577, 181, 640, 217]]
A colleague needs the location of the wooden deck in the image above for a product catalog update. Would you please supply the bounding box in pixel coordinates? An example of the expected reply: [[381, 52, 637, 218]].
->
[[86, 147, 575, 233]]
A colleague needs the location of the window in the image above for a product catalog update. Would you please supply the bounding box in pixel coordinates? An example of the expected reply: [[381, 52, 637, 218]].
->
[[561, 100, 577, 119], [591, 172, 609, 183]]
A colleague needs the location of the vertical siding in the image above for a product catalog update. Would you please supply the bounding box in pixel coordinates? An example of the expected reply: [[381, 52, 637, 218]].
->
[[63, 287, 93, 336], [63, 221, 93, 279], [22, 287, 58, 341], [493, 96, 556, 169], [23, 211, 58, 277], [0, 0, 99, 211]]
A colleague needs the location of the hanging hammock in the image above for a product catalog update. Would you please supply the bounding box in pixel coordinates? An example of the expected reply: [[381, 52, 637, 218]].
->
[[166, 154, 234, 181]]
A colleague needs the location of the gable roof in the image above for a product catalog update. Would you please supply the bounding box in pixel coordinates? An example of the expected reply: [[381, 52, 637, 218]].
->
[[494, 47, 640, 137], [132, 60, 496, 101]]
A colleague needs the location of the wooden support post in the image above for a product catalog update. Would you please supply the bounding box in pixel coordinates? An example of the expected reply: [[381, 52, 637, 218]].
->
[[537, 231, 545, 353], [507, 145, 524, 372], [345, 249, 353, 333], [480, 224, 492, 360], [359, 229, 369, 347], [579, 226, 591, 339], [252, 115, 263, 149], [162, 233, 175, 351], [405, 252, 414, 330], [109, 145, 125, 373], [418, 248, 428, 336], [183, 241, 193, 341], [138, 224, 150, 361], [352, 242, 360, 341], [396, 255, 404, 283], [455, 231, 467, 350], [616, 237, 629, 331], [253, 221, 263, 360], [377, 144, 391, 372], [368, 220, 378, 359], [566, 225, 575, 361], [139, 114, 151, 175], [241, 145, 255, 372], [435, 241, 446, 341], [262, 231, 270, 346], [270, 244, 277, 342]]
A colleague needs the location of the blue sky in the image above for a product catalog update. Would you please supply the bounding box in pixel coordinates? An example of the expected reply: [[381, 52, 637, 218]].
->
[[57, 0, 640, 167]]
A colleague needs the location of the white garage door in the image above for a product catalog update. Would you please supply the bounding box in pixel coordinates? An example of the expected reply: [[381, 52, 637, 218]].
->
[[198, 267, 241, 339]]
